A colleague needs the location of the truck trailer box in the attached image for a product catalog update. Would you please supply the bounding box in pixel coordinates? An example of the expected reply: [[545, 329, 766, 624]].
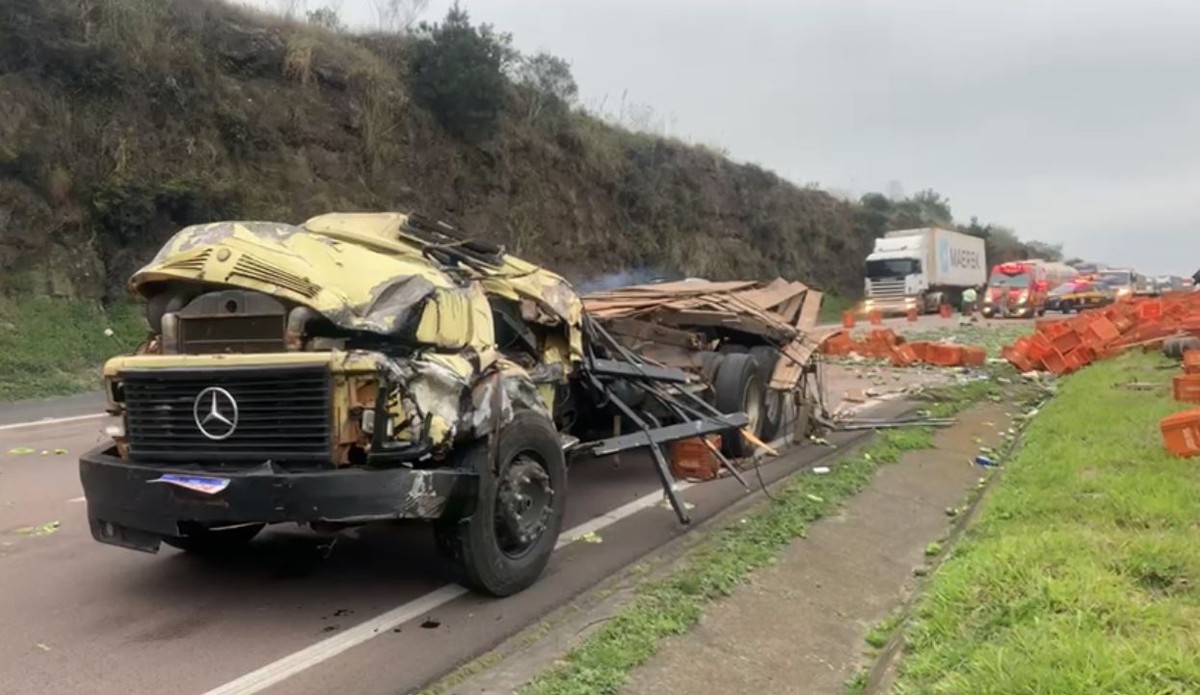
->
[[882, 228, 986, 288]]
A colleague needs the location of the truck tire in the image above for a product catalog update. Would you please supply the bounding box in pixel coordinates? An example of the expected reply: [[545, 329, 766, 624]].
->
[[162, 524, 265, 555], [1164, 336, 1200, 360], [748, 346, 784, 441], [435, 409, 566, 597], [712, 352, 762, 458]]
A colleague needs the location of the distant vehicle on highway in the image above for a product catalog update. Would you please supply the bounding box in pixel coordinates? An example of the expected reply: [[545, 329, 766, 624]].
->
[[1096, 267, 1139, 299], [981, 260, 1075, 318], [862, 227, 986, 315], [1045, 276, 1113, 313]]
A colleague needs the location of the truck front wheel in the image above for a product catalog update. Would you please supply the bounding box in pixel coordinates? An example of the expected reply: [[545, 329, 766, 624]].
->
[[436, 410, 566, 597]]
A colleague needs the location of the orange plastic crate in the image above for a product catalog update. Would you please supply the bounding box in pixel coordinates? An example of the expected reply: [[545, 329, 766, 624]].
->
[[1160, 409, 1200, 458], [1042, 348, 1068, 375], [925, 343, 964, 367], [1138, 300, 1164, 321], [868, 329, 899, 347], [1051, 330, 1081, 354], [1002, 345, 1035, 372], [1173, 374, 1200, 404], [908, 341, 931, 362], [821, 332, 854, 356], [889, 343, 919, 367], [670, 435, 723, 480], [1043, 321, 1071, 339], [1027, 334, 1055, 362], [1084, 317, 1121, 346], [1184, 350, 1200, 375], [961, 346, 987, 367]]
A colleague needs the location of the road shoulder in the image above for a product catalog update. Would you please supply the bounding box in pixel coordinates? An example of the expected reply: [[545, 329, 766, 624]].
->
[[423, 373, 1026, 695], [618, 402, 1014, 695]]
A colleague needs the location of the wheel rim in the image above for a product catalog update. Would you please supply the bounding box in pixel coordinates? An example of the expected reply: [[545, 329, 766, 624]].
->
[[742, 375, 763, 435], [494, 453, 553, 559]]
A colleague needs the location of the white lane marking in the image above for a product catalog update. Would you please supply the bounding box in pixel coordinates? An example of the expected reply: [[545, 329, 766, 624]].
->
[[556, 482, 694, 549], [202, 483, 696, 695], [69, 496, 87, 504], [0, 413, 105, 432]]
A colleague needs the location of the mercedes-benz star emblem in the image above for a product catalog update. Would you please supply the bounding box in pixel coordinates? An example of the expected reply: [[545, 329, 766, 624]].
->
[[193, 387, 239, 441]]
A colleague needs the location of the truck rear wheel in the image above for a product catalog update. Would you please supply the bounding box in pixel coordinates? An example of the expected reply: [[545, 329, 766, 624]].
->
[[748, 346, 784, 441], [435, 410, 566, 597], [712, 352, 763, 458], [162, 524, 265, 555]]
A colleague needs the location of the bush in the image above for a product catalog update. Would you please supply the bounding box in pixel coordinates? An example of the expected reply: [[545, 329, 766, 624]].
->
[[513, 52, 577, 124], [410, 3, 515, 142]]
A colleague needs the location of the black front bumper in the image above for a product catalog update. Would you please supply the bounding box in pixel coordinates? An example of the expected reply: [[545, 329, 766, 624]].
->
[[80, 445, 477, 552]]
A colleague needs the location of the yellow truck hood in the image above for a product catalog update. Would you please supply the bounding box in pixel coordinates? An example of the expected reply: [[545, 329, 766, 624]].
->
[[130, 213, 583, 359]]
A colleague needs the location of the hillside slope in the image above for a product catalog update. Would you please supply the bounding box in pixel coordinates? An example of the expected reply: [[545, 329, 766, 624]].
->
[[0, 0, 870, 302]]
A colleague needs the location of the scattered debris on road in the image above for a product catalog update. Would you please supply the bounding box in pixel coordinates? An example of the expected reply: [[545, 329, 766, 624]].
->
[[15, 521, 60, 537]]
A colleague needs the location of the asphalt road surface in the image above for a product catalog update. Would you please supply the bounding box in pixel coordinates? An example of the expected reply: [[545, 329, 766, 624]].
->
[[0, 312, 1023, 695]]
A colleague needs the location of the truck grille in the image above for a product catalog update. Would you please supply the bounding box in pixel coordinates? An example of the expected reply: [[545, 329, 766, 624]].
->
[[123, 366, 332, 466], [867, 279, 907, 299]]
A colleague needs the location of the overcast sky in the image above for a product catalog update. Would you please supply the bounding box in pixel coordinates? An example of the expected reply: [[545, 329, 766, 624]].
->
[[258, 0, 1200, 275]]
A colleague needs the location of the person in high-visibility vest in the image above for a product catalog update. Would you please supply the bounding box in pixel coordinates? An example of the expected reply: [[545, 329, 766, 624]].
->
[[961, 286, 978, 314]]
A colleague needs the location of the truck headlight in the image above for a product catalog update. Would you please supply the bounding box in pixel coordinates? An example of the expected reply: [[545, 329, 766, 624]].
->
[[106, 378, 125, 406], [103, 414, 126, 439], [1018, 290, 1029, 303]]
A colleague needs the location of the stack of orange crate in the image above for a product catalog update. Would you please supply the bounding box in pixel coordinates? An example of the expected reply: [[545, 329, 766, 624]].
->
[[992, 292, 1200, 459], [1004, 292, 1200, 376], [818, 329, 986, 369], [1161, 347, 1200, 458]]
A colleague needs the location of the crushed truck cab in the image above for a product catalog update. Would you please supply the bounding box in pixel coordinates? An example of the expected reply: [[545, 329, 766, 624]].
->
[[82, 212, 757, 597]]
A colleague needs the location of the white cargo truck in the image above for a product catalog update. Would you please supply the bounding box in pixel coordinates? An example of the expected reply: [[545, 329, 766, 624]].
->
[[862, 228, 987, 315]]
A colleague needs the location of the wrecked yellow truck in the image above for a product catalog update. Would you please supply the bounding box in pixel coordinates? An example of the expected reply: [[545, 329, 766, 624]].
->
[[80, 212, 760, 596]]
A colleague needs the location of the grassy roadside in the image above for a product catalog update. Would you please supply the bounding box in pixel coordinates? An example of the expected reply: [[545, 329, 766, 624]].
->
[[818, 294, 857, 325], [517, 374, 1015, 695], [0, 298, 145, 401], [892, 352, 1200, 694]]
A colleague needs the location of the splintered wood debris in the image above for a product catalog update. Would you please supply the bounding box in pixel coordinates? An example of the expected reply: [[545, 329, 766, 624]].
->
[[582, 278, 825, 391]]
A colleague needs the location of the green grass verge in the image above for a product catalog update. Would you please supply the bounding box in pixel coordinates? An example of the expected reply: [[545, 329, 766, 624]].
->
[[819, 294, 857, 325], [518, 378, 1007, 695], [0, 298, 145, 401], [894, 352, 1200, 694]]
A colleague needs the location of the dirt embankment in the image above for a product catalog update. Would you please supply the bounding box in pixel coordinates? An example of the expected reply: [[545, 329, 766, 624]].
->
[[0, 0, 872, 303]]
